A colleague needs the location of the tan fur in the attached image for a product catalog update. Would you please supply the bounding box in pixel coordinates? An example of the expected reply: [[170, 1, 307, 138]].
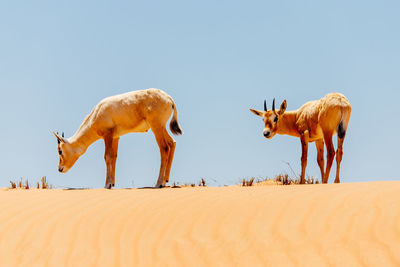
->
[[250, 93, 351, 184], [53, 88, 183, 188]]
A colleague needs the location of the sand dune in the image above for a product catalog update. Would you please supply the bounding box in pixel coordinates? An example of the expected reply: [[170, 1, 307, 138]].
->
[[0, 181, 399, 266]]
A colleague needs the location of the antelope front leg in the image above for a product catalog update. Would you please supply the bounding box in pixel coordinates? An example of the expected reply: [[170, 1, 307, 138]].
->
[[110, 138, 119, 187], [300, 131, 309, 184], [152, 127, 169, 188], [104, 135, 119, 189]]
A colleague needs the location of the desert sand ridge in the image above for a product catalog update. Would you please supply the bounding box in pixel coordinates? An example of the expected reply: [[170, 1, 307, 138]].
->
[[0, 181, 399, 266]]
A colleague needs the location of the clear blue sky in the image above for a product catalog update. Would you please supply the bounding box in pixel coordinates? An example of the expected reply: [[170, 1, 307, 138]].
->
[[1, 0, 399, 188]]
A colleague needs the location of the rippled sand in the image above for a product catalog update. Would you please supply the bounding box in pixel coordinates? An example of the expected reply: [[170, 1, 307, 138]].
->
[[0, 181, 399, 266]]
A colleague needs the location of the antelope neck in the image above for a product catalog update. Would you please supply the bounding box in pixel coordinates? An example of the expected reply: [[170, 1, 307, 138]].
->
[[68, 124, 100, 156], [276, 111, 300, 137]]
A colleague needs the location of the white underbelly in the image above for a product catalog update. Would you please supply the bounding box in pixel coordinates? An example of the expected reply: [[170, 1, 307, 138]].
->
[[115, 120, 150, 137]]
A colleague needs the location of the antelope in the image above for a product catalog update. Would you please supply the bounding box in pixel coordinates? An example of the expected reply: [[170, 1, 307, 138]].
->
[[52, 88, 183, 189], [250, 93, 351, 184]]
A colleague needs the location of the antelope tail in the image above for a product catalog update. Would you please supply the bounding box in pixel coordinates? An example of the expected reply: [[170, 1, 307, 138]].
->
[[337, 121, 346, 139], [170, 103, 183, 135], [337, 109, 350, 139]]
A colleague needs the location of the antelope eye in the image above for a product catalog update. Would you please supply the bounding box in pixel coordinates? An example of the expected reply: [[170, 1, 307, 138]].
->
[[274, 116, 278, 122], [58, 150, 62, 155]]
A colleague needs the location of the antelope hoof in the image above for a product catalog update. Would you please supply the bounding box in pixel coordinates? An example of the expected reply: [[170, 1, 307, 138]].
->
[[105, 183, 113, 189]]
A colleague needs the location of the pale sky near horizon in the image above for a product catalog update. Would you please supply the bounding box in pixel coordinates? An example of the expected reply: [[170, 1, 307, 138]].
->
[[1, 0, 399, 188]]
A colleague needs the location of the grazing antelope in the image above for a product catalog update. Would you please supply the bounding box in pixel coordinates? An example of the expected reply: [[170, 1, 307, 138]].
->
[[250, 93, 351, 184], [53, 88, 183, 189]]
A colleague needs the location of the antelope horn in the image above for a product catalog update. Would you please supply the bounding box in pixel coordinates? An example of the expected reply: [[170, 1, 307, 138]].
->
[[264, 100, 267, 111], [52, 131, 68, 144], [53, 131, 61, 144], [272, 98, 276, 112]]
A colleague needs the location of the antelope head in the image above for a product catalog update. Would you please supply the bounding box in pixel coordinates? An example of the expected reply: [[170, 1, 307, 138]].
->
[[52, 131, 79, 173], [249, 98, 287, 139]]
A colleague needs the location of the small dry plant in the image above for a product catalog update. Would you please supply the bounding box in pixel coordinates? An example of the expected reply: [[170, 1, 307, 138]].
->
[[9, 181, 16, 189], [247, 173, 320, 186], [9, 178, 30, 189], [9, 176, 52, 190], [276, 174, 296, 185], [275, 174, 319, 185], [242, 177, 255, 187], [41, 176, 48, 189], [198, 178, 206, 187], [305, 175, 320, 184]]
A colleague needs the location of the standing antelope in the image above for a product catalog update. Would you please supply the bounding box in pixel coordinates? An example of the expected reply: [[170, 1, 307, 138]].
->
[[250, 93, 351, 184], [53, 88, 183, 189]]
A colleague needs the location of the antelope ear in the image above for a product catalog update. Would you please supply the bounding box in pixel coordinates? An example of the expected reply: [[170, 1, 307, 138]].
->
[[52, 131, 67, 144], [279, 100, 287, 115], [249, 109, 264, 117]]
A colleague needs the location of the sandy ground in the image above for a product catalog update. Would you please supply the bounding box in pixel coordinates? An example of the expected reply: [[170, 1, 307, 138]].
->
[[0, 181, 399, 267]]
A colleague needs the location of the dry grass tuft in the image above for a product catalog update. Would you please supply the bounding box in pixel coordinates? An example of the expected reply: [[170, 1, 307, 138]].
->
[[274, 174, 321, 185], [274, 174, 291, 185], [243, 173, 321, 186], [41, 176, 48, 189], [281, 174, 297, 185], [199, 178, 206, 187], [9, 176, 52, 190], [242, 177, 255, 187], [305, 176, 320, 184], [10, 181, 16, 189], [10, 178, 34, 189]]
